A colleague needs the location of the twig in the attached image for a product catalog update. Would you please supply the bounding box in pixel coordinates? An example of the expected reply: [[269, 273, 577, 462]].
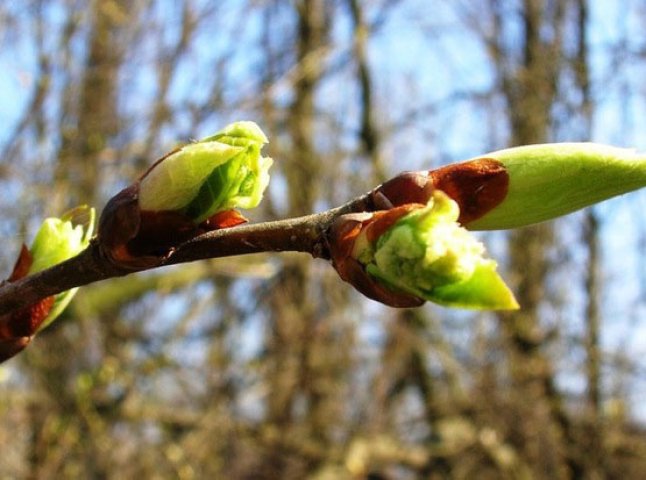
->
[[0, 193, 372, 318]]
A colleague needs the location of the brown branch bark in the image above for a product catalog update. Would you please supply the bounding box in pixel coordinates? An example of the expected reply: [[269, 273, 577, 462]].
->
[[0, 193, 375, 320]]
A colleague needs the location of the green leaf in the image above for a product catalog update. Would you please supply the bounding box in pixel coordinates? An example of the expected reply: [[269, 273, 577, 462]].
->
[[139, 142, 243, 212], [29, 206, 95, 274], [182, 148, 249, 221], [467, 143, 646, 230], [138, 121, 272, 222], [360, 191, 518, 310], [28, 206, 95, 330], [426, 262, 518, 310]]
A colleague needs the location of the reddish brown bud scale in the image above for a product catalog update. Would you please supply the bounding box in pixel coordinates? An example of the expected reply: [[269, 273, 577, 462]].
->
[[98, 184, 142, 263], [372, 172, 434, 209], [0, 291, 55, 362], [98, 184, 253, 269], [132, 210, 203, 256], [0, 243, 56, 348], [97, 184, 171, 269], [328, 214, 368, 268], [328, 211, 425, 308], [202, 209, 248, 229], [368, 160, 508, 227], [0, 296, 56, 339], [429, 158, 509, 225], [8, 245, 33, 282]]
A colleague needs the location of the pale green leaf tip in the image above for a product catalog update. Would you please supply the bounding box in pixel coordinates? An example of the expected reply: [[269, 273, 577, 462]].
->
[[430, 263, 519, 310], [29, 205, 95, 330], [138, 121, 272, 220], [29, 206, 95, 274], [362, 192, 518, 310], [201, 120, 268, 146], [467, 142, 646, 230]]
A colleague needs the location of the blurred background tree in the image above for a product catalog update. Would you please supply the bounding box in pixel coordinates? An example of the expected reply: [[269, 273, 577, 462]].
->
[[0, 0, 645, 478]]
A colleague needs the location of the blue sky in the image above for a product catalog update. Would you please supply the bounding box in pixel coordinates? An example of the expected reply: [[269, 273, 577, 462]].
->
[[0, 0, 644, 421]]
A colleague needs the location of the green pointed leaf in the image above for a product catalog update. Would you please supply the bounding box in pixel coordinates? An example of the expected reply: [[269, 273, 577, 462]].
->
[[28, 206, 95, 330], [138, 121, 272, 222], [427, 262, 518, 310], [360, 192, 518, 310], [139, 142, 244, 212], [467, 143, 646, 230]]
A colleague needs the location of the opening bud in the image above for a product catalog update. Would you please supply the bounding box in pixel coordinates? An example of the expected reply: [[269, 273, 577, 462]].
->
[[28, 206, 95, 329], [99, 121, 273, 267], [0, 206, 95, 361], [139, 120, 272, 223], [330, 192, 518, 310], [372, 143, 646, 231]]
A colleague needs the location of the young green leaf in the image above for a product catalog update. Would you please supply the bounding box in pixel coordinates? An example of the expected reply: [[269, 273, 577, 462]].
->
[[462, 143, 646, 230], [28, 206, 95, 330], [359, 191, 518, 309], [330, 192, 518, 310], [138, 121, 272, 223]]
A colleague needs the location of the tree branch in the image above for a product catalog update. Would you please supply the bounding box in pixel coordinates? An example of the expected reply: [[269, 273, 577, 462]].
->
[[0, 193, 373, 318]]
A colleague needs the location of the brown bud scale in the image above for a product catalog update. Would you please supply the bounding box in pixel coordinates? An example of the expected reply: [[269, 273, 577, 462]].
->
[[329, 210, 425, 308], [430, 158, 509, 225]]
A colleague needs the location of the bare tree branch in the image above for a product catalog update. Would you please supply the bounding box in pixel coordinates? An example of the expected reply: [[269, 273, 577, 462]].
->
[[0, 192, 375, 319]]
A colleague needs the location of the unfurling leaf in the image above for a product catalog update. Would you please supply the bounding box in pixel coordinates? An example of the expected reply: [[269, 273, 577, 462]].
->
[[98, 121, 273, 267], [330, 192, 518, 310], [138, 120, 272, 222], [29, 205, 95, 329], [0, 206, 95, 362]]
